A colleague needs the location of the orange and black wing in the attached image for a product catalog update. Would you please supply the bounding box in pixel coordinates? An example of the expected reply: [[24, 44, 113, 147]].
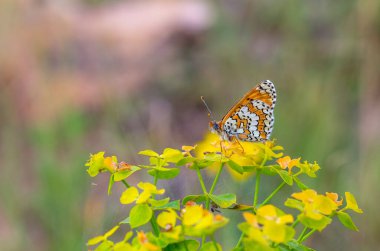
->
[[219, 80, 276, 142]]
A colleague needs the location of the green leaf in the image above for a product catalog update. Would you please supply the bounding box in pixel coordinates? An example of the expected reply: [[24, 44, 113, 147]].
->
[[276, 170, 293, 185], [182, 195, 207, 205], [228, 160, 244, 174], [161, 148, 184, 163], [261, 165, 278, 175], [139, 149, 159, 157], [237, 222, 251, 236], [120, 217, 130, 224], [190, 159, 214, 169], [345, 192, 363, 213], [120, 186, 139, 204], [153, 200, 181, 210], [286, 240, 316, 251], [87, 235, 104, 246], [176, 156, 196, 166], [113, 166, 141, 181], [298, 214, 332, 231], [104, 225, 120, 239], [337, 211, 359, 231], [149, 197, 170, 207], [204, 152, 228, 162], [199, 242, 222, 251], [149, 157, 167, 167], [147, 167, 180, 179], [123, 231, 133, 242], [165, 240, 200, 251], [86, 152, 105, 177], [113, 242, 133, 251], [107, 174, 115, 195], [227, 203, 254, 211], [284, 198, 304, 211], [94, 240, 113, 251], [130, 204, 153, 228], [242, 165, 260, 173], [293, 177, 309, 190], [208, 193, 236, 208]]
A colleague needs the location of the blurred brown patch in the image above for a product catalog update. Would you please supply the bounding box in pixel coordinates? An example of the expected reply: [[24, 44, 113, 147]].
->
[[0, 0, 212, 125]]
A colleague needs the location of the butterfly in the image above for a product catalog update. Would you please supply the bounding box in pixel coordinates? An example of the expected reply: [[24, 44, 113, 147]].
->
[[202, 80, 276, 142]]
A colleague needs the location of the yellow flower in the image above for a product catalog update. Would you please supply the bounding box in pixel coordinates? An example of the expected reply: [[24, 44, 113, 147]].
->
[[104, 156, 118, 172], [157, 210, 182, 240], [196, 132, 278, 181], [137, 231, 160, 251], [325, 192, 343, 206], [277, 156, 300, 173], [136, 182, 165, 204], [120, 183, 165, 205], [292, 189, 338, 219], [181, 203, 228, 237], [243, 212, 260, 229], [257, 205, 294, 225], [241, 205, 294, 244], [182, 145, 196, 157]]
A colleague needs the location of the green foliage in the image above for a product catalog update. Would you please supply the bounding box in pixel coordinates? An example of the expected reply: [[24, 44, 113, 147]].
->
[[85, 133, 362, 250]]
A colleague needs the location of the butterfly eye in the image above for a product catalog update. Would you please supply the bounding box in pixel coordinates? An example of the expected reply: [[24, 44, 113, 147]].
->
[[213, 122, 219, 131], [209, 121, 219, 132]]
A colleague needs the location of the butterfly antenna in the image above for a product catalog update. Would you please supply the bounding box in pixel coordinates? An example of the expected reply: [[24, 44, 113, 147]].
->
[[201, 96, 214, 121]]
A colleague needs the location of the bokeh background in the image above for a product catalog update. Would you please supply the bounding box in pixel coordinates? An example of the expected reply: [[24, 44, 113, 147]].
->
[[1, 0, 379, 250]]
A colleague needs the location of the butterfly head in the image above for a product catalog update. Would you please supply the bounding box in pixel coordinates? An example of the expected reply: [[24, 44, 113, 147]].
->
[[209, 120, 221, 134]]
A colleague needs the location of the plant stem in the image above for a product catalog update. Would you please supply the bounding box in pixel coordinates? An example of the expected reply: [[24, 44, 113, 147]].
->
[[121, 180, 130, 188], [253, 154, 267, 208], [196, 168, 208, 247], [259, 181, 286, 206], [120, 171, 160, 237], [211, 234, 220, 251], [202, 235, 207, 247], [253, 170, 261, 208], [235, 233, 244, 249], [196, 168, 208, 194], [184, 240, 189, 251], [209, 163, 224, 195], [297, 226, 308, 242], [153, 171, 158, 186], [150, 216, 160, 236], [291, 218, 300, 228], [300, 229, 317, 243]]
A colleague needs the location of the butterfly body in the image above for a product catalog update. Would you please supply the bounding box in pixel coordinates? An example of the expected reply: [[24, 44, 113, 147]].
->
[[209, 80, 276, 142]]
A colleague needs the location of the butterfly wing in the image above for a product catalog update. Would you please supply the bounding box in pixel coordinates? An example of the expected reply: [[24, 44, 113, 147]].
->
[[219, 80, 276, 142]]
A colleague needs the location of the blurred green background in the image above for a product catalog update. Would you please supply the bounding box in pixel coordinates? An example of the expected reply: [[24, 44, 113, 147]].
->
[[1, 0, 379, 250]]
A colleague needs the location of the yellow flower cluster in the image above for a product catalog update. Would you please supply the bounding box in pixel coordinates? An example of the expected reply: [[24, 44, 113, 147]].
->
[[239, 204, 295, 249]]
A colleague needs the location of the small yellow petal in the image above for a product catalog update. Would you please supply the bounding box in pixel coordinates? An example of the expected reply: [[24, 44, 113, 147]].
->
[[277, 156, 291, 169]]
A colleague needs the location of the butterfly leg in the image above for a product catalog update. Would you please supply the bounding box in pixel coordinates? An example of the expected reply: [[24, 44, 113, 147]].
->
[[232, 136, 245, 154]]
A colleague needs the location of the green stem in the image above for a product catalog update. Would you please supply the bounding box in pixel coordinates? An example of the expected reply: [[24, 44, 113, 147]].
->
[[235, 153, 267, 249], [253, 170, 262, 208], [202, 235, 207, 247], [121, 180, 130, 188], [195, 168, 208, 246], [150, 216, 160, 236], [259, 181, 286, 206], [235, 233, 244, 249], [253, 153, 267, 208], [291, 218, 300, 228], [211, 234, 220, 251], [297, 226, 308, 242], [210, 163, 224, 195], [184, 240, 189, 251], [196, 168, 208, 194], [153, 171, 158, 186], [300, 229, 317, 243]]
